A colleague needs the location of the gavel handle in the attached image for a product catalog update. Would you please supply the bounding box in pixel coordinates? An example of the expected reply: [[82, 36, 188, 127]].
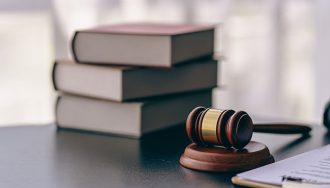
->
[[253, 123, 312, 134]]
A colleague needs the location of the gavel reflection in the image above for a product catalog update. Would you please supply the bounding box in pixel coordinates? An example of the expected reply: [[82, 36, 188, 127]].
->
[[186, 106, 312, 150]]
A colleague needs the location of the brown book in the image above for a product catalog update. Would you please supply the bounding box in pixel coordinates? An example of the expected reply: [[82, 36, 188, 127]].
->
[[72, 23, 215, 67], [53, 59, 217, 102], [56, 90, 212, 138]]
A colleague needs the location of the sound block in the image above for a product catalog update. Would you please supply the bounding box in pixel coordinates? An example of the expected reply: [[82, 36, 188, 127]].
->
[[179, 141, 274, 172]]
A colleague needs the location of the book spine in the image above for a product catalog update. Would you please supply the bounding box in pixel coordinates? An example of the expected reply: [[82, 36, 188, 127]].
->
[[54, 95, 62, 125], [71, 31, 80, 62], [52, 62, 58, 91]]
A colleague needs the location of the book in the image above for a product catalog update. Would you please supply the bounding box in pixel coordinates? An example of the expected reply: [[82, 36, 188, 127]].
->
[[72, 23, 214, 67], [56, 90, 212, 138], [232, 144, 330, 188], [52, 59, 217, 102]]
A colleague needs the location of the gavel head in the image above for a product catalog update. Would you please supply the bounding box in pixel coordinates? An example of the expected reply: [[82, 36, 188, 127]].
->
[[186, 106, 254, 150]]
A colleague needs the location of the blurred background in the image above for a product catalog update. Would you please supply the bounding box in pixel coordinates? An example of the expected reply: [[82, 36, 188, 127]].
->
[[0, 0, 329, 126]]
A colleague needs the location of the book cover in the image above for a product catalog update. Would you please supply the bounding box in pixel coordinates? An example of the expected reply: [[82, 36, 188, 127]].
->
[[56, 90, 212, 138], [72, 23, 215, 67], [53, 59, 217, 102]]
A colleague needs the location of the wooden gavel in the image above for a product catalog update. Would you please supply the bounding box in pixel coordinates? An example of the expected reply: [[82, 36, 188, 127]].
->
[[186, 106, 312, 149]]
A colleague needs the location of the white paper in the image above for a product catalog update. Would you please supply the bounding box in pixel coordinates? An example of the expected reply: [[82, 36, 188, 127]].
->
[[282, 181, 330, 188], [237, 144, 330, 186]]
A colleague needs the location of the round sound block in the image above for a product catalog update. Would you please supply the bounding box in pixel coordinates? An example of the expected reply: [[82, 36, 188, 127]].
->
[[179, 141, 274, 172]]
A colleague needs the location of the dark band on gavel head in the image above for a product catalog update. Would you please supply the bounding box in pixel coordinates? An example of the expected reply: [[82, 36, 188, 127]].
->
[[186, 106, 253, 150]]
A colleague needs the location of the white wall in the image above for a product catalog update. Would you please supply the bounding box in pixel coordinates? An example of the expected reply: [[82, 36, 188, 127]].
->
[[314, 0, 330, 123], [0, 0, 329, 125]]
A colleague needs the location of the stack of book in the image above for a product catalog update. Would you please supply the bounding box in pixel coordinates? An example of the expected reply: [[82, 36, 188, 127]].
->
[[52, 23, 218, 138]]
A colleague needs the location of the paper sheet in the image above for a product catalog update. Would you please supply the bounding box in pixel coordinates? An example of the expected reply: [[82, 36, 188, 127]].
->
[[237, 144, 330, 186]]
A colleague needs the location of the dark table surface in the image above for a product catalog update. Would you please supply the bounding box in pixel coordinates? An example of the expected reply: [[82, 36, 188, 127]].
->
[[0, 123, 329, 188]]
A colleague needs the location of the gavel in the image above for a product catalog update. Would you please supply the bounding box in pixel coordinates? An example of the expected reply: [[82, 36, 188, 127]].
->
[[186, 106, 312, 150]]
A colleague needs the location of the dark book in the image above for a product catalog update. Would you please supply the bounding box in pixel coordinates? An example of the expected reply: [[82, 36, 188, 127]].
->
[[72, 23, 214, 67], [56, 90, 212, 138], [53, 59, 217, 102]]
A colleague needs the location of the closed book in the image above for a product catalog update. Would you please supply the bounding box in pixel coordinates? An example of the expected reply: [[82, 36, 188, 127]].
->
[[56, 90, 212, 138], [53, 59, 217, 102], [72, 23, 214, 67]]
